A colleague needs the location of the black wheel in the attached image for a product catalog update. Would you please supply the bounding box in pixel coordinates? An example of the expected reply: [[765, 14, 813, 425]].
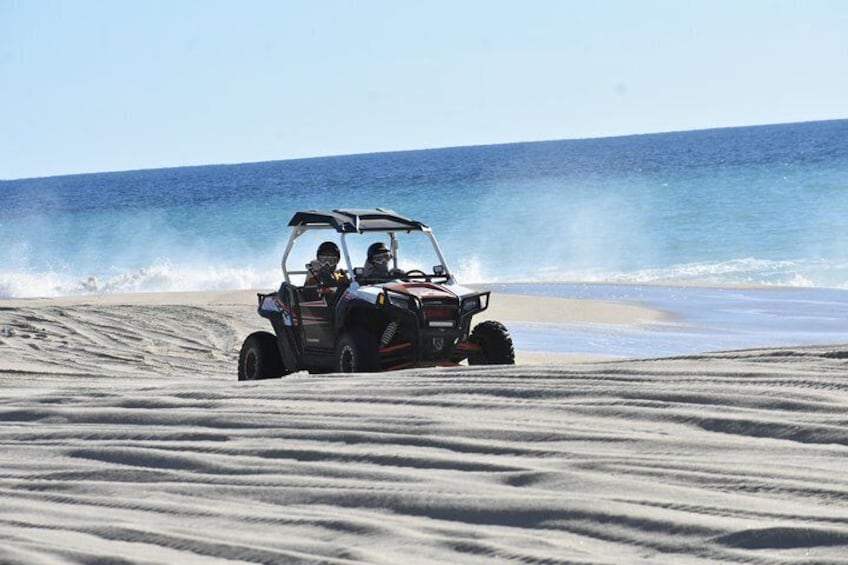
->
[[468, 320, 516, 365], [335, 327, 380, 373], [238, 331, 284, 381]]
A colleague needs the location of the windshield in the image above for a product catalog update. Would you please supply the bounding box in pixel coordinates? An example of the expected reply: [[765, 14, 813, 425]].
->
[[349, 231, 447, 281], [284, 229, 450, 285]]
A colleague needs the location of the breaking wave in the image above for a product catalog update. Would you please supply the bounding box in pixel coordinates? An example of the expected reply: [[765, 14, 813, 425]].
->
[[3, 256, 847, 299], [0, 263, 280, 299]]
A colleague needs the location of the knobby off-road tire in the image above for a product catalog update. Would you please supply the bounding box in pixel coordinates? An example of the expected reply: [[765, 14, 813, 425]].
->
[[468, 320, 516, 365], [336, 327, 380, 373], [238, 331, 284, 381]]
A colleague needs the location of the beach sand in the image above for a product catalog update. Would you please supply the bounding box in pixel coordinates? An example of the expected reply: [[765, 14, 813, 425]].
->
[[1, 290, 847, 563]]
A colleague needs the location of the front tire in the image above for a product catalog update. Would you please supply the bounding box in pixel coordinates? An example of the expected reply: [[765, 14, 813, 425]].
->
[[238, 331, 284, 381], [468, 320, 516, 365], [335, 328, 380, 373]]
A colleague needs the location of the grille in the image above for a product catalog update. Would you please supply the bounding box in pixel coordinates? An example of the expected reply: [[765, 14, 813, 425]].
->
[[422, 306, 457, 321]]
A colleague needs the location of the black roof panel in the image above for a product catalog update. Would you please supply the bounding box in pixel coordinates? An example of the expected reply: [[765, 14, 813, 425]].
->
[[288, 209, 429, 233]]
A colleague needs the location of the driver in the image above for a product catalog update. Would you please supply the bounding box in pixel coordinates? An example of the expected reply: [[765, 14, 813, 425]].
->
[[363, 242, 405, 280], [306, 241, 349, 288]]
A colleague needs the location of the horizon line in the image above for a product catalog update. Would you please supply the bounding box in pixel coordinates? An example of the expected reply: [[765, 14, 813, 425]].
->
[[4, 116, 846, 182]]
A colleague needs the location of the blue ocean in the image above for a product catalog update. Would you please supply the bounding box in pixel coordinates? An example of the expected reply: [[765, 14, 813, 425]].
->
[[3, 119, 848, 297], [3, 119, 848, 356]]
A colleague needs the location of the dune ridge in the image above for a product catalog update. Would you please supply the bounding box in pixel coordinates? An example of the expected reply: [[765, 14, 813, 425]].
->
[[1, 293, 847, 563]]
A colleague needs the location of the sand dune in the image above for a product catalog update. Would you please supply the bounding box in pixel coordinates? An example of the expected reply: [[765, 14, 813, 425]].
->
[[1, 292, 847, 563]]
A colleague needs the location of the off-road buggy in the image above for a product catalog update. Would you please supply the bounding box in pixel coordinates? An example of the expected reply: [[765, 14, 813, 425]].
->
[[238, 208, 515, 379]]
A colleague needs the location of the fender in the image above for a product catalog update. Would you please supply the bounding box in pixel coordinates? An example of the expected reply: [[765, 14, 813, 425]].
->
[[334, 295, 381, 333]]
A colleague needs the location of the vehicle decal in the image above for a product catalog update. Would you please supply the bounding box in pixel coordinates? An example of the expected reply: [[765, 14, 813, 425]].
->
[[385, 282, 457, 300]]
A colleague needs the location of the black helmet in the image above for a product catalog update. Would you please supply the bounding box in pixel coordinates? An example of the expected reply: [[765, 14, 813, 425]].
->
[[367, 242, 391, 260], [317, 241, 340, 258]]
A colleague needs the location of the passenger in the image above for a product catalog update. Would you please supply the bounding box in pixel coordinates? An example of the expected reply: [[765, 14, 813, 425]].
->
[[362, 242, 405, 280], [306, 241, 349, 289]]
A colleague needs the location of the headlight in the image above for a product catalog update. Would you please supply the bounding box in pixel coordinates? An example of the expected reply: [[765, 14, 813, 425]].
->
[[387, 292, 410, 309], [462, 296, 481, 312]]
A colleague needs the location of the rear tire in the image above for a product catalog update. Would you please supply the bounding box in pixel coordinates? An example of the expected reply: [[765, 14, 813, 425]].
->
[[468, 320, 515, 365], [335, 328, 380, 373], [238, 331, 284, 380]]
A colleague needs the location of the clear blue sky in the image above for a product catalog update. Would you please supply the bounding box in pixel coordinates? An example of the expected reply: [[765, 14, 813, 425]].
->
[[2, 0, 846, 179]]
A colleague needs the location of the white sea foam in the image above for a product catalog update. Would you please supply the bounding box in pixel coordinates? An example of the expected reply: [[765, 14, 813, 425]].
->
[[0, 270, 70, 299], [3, 256, 848, 299], [0, 263, 282, 299], [495, 257, 848, 289]]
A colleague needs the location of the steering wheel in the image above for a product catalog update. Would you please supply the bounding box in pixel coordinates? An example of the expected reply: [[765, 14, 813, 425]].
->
[[404, 269, 430, 282]]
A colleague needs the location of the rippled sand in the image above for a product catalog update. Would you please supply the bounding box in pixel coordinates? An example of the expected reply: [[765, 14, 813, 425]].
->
[[1, 291, 847, 563]]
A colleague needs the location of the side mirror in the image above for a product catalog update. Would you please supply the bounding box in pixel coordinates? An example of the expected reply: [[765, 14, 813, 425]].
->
[[353, 267, 364, 277], [433, 265, 445, 276]]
